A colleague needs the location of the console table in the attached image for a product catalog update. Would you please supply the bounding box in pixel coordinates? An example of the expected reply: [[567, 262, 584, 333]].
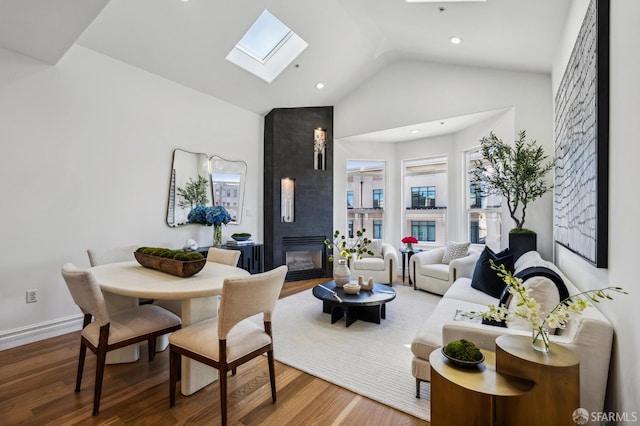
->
[[198, 243, 264, 274]]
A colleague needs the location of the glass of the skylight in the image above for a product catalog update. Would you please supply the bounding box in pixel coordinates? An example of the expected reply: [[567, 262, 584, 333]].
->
[[236, 10, 292, 63]]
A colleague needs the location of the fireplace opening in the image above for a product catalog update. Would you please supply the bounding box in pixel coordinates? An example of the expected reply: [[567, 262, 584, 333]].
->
[[282, 236, 329, 281]]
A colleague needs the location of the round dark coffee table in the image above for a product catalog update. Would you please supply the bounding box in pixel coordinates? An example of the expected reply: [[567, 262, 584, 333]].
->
[[312, 280, 396, 327]]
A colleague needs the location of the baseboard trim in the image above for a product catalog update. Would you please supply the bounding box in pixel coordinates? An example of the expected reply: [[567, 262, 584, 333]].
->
[[0, 315, 83, 351]]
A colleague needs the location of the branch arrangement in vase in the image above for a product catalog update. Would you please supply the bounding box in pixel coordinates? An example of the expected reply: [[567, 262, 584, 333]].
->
[[324, 229, 374, 262]]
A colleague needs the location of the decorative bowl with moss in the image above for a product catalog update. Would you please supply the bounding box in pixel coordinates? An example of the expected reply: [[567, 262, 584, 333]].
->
[[231, 232, 252, 241], [134, 247, 206, 277], [441, 339, 485, 367]]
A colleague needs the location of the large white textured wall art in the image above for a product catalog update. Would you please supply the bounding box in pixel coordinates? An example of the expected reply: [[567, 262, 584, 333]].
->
[[554, 0, 609, 268]]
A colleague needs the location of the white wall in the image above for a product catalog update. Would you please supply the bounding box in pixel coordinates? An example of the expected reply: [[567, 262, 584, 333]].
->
[[0, 45, 262, 347], [553, 0, 640, 416], [335, 61, 553, 258]]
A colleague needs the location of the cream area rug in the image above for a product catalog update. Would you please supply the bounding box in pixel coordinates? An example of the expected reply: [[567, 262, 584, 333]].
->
[[264, 284, 441, 421]]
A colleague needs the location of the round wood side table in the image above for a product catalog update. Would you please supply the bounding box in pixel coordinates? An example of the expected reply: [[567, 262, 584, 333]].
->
[[429, 348, 533, 426]]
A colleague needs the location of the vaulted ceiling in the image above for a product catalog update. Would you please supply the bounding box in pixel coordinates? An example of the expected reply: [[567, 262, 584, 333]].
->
[[0, 0, 571, 122]]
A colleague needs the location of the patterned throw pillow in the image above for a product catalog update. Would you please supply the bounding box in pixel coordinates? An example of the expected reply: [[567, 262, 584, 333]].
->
[[441, 241, 471, 264], [362, 239, 383, 258]]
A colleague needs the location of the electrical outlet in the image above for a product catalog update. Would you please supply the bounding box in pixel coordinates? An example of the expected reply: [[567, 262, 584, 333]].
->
[[26, 290, 37, 303]]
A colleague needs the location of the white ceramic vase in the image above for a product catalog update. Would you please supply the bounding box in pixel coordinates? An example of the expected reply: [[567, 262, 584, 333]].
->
[[333, 259, 351, 287]]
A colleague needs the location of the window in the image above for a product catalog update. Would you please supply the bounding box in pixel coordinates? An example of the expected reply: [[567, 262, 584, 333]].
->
[[348, 220, 354, 238], [346, 161, 385, 241], [403, 156, 447, 245], [347, 191, 354, 208], [373, 189, 384, 209], [411, 186, 436, 208], [411, 221, 436, 242], [373, 220, 383, 239], [466, 148, 501, 250]]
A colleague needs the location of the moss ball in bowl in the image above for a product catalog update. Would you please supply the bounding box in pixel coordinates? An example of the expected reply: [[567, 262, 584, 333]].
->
[[231, 232, 252, 241], [442, 339, 484, 366]]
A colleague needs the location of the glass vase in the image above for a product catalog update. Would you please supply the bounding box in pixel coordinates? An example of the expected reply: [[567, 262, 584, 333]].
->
[[333, 259, 351, 287], [406, 243, 413, 251], [532, 327, 550, 353], [213, 224, 222, 247]]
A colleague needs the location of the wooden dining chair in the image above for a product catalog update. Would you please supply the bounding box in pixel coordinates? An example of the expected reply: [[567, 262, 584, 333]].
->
[[206, 247, 241, 267], [168, 265, 288, 425], [61, 263, 182, 416]]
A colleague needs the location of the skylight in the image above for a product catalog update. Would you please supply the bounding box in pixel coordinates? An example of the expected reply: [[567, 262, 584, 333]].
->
[[226, 10, 308, 83], [236, 10, 292, 63]]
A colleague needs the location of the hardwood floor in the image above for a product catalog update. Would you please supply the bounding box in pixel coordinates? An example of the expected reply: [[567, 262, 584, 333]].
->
[[0, 279, 429, 425]]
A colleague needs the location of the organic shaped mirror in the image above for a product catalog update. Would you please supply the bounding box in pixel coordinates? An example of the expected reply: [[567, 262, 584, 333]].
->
[[167, 150, 247, 227], [210, 155, 247, 224], [167, 149, 212, 227]]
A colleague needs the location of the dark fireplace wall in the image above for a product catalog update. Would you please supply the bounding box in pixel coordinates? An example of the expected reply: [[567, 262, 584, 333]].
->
[[264, 106, 333, 279]]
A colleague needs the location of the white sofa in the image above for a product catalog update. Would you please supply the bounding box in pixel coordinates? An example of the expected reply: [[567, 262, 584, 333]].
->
[[350, 242, 398, 285], [411, 250, 614, 416], [409, 247, 480, 295]]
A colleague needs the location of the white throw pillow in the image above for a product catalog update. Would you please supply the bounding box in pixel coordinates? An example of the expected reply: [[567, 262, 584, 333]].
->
[[441, 241, 470, 264], [506, 276, 561, 333]]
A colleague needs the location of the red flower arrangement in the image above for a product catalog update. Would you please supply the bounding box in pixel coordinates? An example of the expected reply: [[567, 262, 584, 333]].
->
[[401, 236, 418, 244]]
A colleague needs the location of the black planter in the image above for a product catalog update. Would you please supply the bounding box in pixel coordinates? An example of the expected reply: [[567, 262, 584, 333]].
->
[[509, 232, 537, 262]]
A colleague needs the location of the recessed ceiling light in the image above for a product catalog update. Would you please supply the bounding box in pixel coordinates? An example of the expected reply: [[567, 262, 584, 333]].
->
[[449, 36, 463, 45], [410, 130, 420, 134], [315, 82, 325, 89]]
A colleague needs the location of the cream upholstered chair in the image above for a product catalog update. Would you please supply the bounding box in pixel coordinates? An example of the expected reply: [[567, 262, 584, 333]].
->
[[87, 245, 138, 267], [349, 241, 399, 285], [168, 265, 288, 426], [87, 245, 154, 305], [206, 247, 241, 267], [409, 245, 480, 295], [61, 263, 181, 416]]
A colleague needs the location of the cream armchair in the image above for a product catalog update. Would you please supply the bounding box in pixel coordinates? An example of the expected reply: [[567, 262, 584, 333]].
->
[[409, 247, 480, 295], [350, 242, 398, 285]]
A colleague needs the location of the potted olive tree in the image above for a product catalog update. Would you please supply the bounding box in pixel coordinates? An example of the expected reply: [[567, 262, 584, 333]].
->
[[470, 130, 554, 260]]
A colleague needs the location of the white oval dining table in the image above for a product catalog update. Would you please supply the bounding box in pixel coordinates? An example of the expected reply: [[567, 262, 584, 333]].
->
[[90, 260, 249, 396]]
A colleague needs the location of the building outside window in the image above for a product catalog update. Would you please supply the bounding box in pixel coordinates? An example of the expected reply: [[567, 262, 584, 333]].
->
[[403, 156, 448, 246], [466, 148, 501, 250], [411, 186, 436, 208], [346, 161, 385, 241], [373, 189, 384, 209], [411, 221, 436, 242], [373, 220, 383, 239]]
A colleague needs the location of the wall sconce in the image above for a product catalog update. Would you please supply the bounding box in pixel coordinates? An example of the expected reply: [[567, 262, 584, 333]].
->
[[313, 127, 327, 170], [281, 177, 295, 223]]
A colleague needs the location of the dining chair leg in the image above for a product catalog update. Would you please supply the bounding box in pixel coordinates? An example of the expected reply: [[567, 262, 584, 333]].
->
[[169, 347, 179, 407], [75, 342, 87, 392], [219, 365, 228, 426], [267, 349, 276, 403], [93, 348, 107, 416]]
